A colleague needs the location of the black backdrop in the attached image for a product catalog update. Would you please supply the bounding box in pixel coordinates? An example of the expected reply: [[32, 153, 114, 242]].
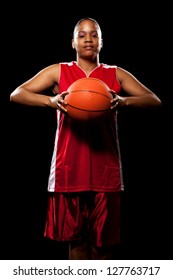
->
[[1, 7, 172, 260]]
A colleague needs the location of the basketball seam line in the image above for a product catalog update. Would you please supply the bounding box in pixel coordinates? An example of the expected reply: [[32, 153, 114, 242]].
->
[[69, 90, 112, 99], [66, 104, 110, 112]]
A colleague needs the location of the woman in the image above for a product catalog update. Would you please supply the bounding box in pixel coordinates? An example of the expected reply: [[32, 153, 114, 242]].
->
[[10, 17, 161, 260]]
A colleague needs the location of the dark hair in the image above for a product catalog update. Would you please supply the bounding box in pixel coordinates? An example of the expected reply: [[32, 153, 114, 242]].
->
[[73, 17, 101, 37]]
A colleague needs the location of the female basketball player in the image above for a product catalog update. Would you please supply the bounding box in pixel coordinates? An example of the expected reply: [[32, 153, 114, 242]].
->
[[10, 17, 161, 260]]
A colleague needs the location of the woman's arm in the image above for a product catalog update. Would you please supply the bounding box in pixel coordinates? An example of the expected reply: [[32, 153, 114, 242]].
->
[[111, 67, 162, 109], [10, 64, 60, 108]]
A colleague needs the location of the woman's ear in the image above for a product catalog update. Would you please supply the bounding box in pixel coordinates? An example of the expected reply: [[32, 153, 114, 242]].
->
[[101, 38, 103, 48], [72, 39, 75, 49]]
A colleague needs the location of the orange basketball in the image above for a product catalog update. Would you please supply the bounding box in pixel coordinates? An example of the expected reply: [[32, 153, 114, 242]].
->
[[65, 78, 113, 121]]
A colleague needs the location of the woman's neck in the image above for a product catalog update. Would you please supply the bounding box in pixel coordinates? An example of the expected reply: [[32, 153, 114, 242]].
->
[[76, 58, 100, 75]]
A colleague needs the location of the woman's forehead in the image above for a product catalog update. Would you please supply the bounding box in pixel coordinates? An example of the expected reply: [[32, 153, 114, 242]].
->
[[74, 20, 101, 34]]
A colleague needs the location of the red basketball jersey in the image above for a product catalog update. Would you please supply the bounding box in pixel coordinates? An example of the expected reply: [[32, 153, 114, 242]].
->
[[47, 62, 124, 192]]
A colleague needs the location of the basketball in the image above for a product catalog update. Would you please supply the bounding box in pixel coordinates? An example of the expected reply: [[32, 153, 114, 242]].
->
[[65, 78, 113, 121]]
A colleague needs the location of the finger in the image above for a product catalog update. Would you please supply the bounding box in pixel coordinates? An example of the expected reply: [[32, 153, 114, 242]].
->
[[57, 102, 61, 109], [60, 91, 68, 104], [61, 91, 69, 96], [110, 97, 120, 110], [109, 89, 116, 98], [57, 101, 67, 112]]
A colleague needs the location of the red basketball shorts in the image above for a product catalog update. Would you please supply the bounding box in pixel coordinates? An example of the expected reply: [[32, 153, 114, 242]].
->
[[44, 191, 121, 247]]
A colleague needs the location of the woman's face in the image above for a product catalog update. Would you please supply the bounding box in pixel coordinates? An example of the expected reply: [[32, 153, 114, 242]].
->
[[72, 20, 103, 59]]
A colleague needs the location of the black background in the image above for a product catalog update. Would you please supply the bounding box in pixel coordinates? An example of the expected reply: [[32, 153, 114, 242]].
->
[[1, 5, 172, 260]]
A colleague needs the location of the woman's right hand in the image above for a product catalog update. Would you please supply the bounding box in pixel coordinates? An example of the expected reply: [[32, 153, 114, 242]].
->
[[50, 91, 68, 112]]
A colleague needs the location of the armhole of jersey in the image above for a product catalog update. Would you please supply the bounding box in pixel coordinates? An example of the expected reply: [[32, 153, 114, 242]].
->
[[114, 66, 121, 93], [59, 63, 62, 84]]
